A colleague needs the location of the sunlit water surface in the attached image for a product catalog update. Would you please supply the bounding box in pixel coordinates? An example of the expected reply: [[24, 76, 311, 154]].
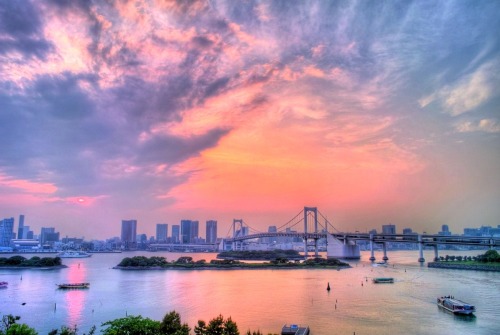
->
[[1, 250, 499, 335]]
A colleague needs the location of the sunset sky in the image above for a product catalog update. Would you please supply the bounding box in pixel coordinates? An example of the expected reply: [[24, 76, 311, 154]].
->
[[1, 0, 499, 239]]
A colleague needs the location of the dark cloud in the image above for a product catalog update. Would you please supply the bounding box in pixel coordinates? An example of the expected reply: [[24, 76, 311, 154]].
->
[[137, 128, 231, 165], [0, 1, 52, 59], [204, 77, 230, 98], [191, 36, 214, 49], [32, 73, 96, 120]]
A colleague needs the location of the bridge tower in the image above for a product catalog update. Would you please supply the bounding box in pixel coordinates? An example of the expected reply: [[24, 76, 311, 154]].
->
[[232, 219, 244, 250], [303, 207, 319, 258]]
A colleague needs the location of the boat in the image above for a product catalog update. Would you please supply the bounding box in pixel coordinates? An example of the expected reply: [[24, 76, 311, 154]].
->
[[372, 277, 394, 283], [57, 251, 92, 258], [281, 324, 310, 335], [57, 282, 90, 289], [437, 296, 475, 315], [0, 281, 7, 288]]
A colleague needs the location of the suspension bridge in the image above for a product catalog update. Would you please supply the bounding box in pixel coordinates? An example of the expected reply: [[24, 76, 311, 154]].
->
[[222, 206, 500, 262]]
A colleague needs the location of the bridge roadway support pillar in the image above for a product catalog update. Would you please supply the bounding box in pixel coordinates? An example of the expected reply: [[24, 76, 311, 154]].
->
[[327, 234, 360, 259], [369, 234, 375, 261], [433, 245, 439, 262], [382, 242, 389, 261], [418, 234, 425, 263]]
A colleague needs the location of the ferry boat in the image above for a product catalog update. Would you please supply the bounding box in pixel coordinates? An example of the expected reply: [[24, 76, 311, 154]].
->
[[0, 281, 8, 288], [57, 251, 92, 258], [372, 277, 394, 283], [281, 324, 310, 335], [57, 282, 90, 289], [437, 296, 475, 315]]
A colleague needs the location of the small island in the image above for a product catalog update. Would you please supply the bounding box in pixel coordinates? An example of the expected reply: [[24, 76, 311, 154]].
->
[[216, 249, 304, 260], [0, 255, 66, 269], [428, 250, 500, 272], [113, 255, 350, 270]]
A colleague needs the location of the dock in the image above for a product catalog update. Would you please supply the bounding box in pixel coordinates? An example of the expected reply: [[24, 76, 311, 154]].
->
[[281, 324, 310, 335]]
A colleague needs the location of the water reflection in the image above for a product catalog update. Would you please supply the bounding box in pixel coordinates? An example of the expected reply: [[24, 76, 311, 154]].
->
[[59, 261, 89, 328]]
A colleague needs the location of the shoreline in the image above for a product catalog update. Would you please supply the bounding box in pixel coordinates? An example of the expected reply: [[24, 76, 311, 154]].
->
[[113, 264, 351, 271], [0, 265, 67, 270], [428, 262, 500, 272]]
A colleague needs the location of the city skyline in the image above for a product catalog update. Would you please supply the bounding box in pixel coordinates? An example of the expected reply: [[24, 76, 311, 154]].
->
[[1, 1, 499, 239]]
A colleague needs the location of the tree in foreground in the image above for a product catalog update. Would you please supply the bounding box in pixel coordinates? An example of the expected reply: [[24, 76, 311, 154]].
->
[[160, 311, 190, 335], [101, 315, 161, 335], [194, 315, 239, 335]]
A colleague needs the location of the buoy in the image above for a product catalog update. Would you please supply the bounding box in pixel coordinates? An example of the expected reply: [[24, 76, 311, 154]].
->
[[327, 282, 331, 291]]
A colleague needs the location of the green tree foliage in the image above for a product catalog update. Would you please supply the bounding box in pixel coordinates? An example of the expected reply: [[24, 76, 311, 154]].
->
[[0, 315, 36, 335], [217, 250, 301, 260], [5, 323, 38, 335], [477, 250, 500, 263], [101, 316, 161, 335], [159, 311, 190, 335], [0, 256, 62, 268], [0, 311, 271, 335], [194, 315, 239, 335], [5, 256, 26, 266], [117, 256, 168, 267]]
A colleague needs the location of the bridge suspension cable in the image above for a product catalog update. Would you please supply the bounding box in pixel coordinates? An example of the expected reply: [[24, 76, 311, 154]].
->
[[318, 210, 341, 233], [275, 209, 304, 231]]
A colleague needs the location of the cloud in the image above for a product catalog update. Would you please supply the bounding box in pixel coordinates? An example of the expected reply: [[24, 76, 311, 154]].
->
[[455, 119, 500, 133], [419, 60, 498, 116], [0, 1, 53, 59]]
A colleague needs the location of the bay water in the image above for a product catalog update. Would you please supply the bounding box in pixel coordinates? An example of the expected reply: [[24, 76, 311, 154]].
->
[[1, 250, 499, 335]]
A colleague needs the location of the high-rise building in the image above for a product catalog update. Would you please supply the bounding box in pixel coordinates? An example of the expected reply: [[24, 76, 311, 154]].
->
[[156, 223, 168, 242], [17, 215, 24, 239], [40, 227, 60, 246], [402, 228, 413, 235], [382, 224, 396, 235], [121, 220, 137, 250], [172, 225, 180, 243], [0, 217, 15, 247], [180, 220, 191, 244], [191, 220, 199, 243], [180, 220, 199, 244], [206, 220, 217, 244]]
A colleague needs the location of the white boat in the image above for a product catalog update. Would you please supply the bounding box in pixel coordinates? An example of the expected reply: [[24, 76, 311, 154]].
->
[[437, 296, 476, 315], [57, 251, 92, 258]]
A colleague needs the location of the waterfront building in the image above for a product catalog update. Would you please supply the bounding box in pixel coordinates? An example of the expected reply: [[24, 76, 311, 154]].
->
[[180, 220, 199, 244], [439, 224, 451, 236], [40, 227, 60, 248], [402, 228, 413, 235], [180, 220, 191, 244], [17, 215, 25, 239], [156, 223, 168, 242], [206, 220, 217, 244], [382, 224, 396, 234], [191, 220, 199, 243], [172, 225, 180, 243], [0, 217, 15, 247], [121, 220, 137, 250]]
